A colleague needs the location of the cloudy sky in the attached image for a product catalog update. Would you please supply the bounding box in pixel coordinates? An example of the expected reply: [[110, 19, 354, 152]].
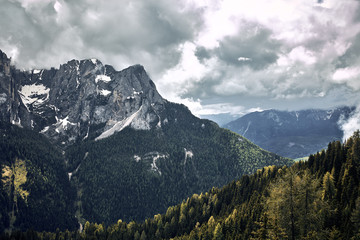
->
[[1, 0, 360, 121]]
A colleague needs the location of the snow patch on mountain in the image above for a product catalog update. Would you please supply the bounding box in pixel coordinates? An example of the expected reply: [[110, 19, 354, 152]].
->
[[54, 116, 77, 133], [143, 152, 168, 176], [326, 110, 334, 120], [40, 126, 49, 133], [184, 148, 193, 165], [95, 75, 111, 83], [68, 163, 81, 181], [150, 156, 162, 175], [133, 155, 141, 162], [0, 93, 6, 104], [99, 89, 111, 96], [19, 84, 50, 109]]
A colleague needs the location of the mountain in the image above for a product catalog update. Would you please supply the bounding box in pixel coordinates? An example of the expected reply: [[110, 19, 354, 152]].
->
[[0, 49, 293, 231], [7, 131, 360, 239], [1, 50, 165, 146], [223, 108, 355, 159]]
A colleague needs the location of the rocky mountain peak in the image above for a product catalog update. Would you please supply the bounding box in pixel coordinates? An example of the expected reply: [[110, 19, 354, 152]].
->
[[0, 50, 165, 145], [0, 50, 11, 76]]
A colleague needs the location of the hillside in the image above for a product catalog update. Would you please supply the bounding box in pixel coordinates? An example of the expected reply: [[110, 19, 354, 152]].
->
[[64, 101, 293, 225], [224, 108, 355, 159], [0, 122, 77, 233], [6, 131, 360, 239]]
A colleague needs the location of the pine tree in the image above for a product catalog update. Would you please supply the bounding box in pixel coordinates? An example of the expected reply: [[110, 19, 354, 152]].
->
[[266, 168, 326, 239], [140, 230, 147, 240], [213, 223, 224, 240], [351, 196, 360, 238], [251, 212, 269, 240], [322, 172, 337, 201]]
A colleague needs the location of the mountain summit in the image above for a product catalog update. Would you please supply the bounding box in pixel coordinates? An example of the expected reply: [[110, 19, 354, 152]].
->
[[0, 50, 165, 145]]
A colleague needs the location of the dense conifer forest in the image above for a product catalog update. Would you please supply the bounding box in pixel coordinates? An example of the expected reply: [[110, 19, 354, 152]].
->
[[2, 130, 360, 239], [65, 102, 292, 225], [0, 122, 77, 233]]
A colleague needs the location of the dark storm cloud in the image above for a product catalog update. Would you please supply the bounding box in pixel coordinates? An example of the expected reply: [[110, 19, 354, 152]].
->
[[0, 0, 204, 72], [193, 22, 280, 71], [181, 72, 226, 99], [214, 25, 280, 70], [194, 46, 212, 62], [68, 0, 199, 51], [0, 1, 54, 62]]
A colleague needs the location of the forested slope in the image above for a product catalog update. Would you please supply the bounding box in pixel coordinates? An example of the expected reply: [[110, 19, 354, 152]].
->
[[66, 101, 293, 225], [0, 122, 77, 233], [7, 131, 360, 239]]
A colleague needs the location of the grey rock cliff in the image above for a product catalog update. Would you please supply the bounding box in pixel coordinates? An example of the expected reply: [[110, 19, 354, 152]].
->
[[0, 50, 165, 145], [0, 51, 31, 127]]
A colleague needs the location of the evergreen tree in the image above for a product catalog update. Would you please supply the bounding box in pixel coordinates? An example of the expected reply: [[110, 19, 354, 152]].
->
[[213, 223, 224, 240], [322, 171, 337, 201]]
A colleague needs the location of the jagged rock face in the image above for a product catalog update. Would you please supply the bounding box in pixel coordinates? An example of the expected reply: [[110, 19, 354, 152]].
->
[[0, 51, 31, 127], [0, 50, 165, 145]]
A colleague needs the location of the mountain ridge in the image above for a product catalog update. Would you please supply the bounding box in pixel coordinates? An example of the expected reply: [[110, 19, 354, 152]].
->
[[0, 49, 167, 146], [223, 107, 355, 158]]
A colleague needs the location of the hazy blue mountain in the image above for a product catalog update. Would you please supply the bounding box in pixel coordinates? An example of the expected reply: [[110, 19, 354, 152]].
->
[[224, 107, 355, 159]]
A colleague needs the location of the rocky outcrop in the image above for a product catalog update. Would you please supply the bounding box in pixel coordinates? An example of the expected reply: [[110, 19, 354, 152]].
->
[[0, 50, 31, 127], [0, 50, 165, 145]]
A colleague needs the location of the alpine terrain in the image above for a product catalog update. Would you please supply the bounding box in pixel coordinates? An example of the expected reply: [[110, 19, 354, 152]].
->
[[0, 49, 293, 232], [224, 108, 355, 159]]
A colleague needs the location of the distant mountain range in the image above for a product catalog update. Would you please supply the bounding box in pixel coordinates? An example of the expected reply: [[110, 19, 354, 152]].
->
[[0, 49, 292, 232], [223, 107, 355, 159]]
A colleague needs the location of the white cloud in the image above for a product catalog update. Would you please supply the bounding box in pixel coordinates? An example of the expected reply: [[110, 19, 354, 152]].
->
[[157, 42, 210, 100], [288, 46, 316, 65], [53, 1, 61, 13], [332, 67, 360, 90], [238, 57, 252, 62], [332, 67, 360, 82], [338, 106, 360, 142]]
